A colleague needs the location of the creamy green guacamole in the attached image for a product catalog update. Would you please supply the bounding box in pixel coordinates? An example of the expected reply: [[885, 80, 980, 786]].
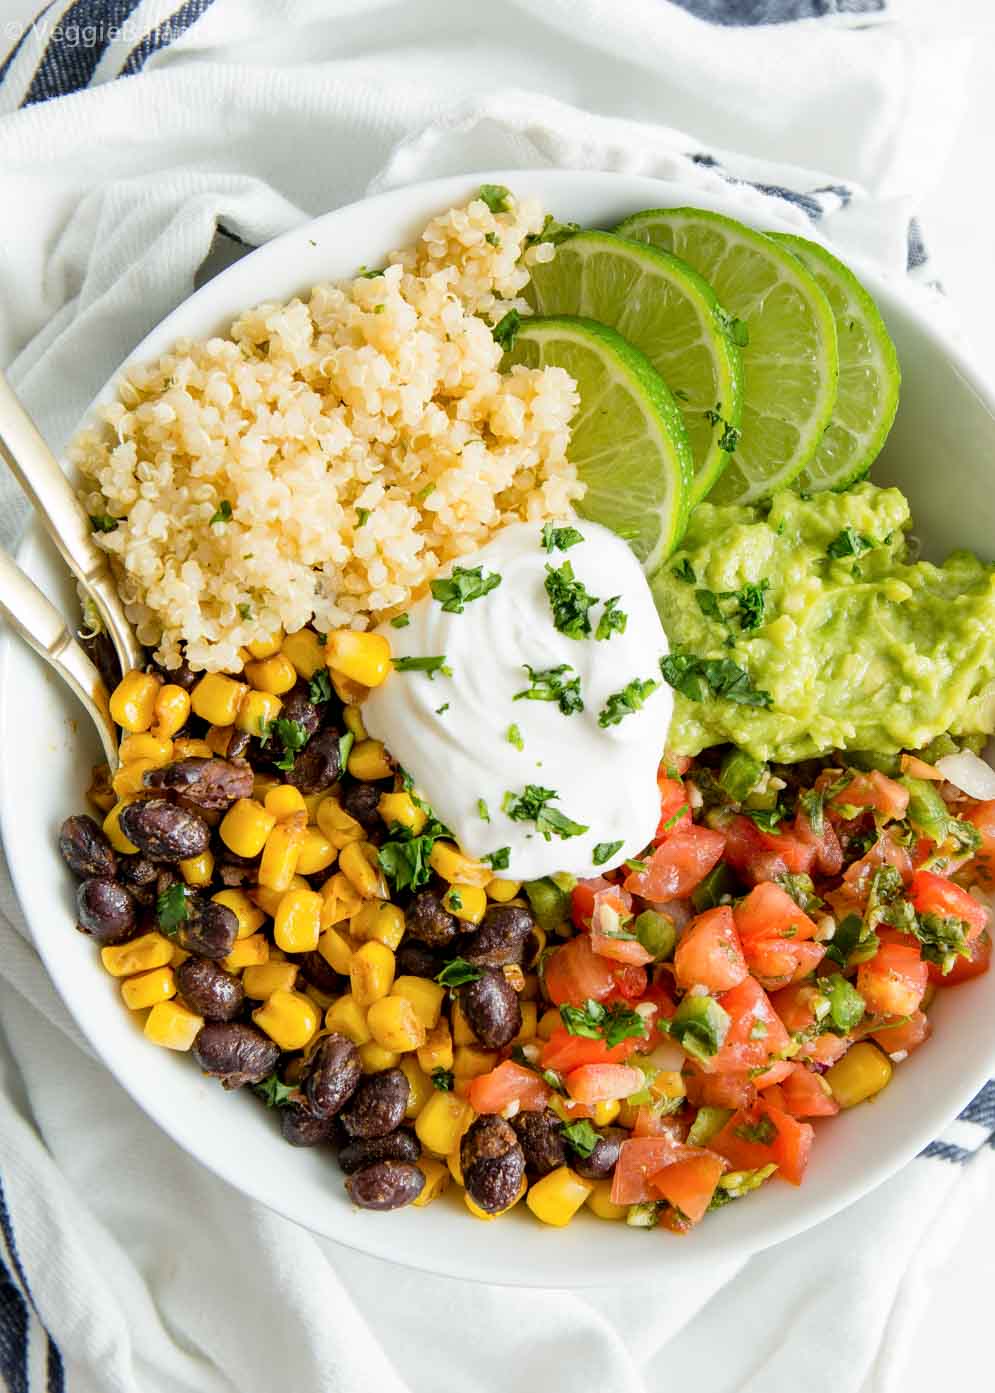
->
[[653, 483, 995, 762]]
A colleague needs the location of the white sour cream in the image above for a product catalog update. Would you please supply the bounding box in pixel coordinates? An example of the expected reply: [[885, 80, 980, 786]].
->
[[362, 520, 673, 881]]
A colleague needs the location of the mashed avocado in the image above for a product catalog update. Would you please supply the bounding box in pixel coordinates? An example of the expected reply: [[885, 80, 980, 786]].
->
[[653, 483, 995, 762]]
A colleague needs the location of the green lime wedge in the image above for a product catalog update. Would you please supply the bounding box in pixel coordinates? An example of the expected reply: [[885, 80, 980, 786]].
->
[[615, 207, 839, 504], [505, 316, 692, 571], [769, 232, 900, 491], [525, 231, 744, 507]]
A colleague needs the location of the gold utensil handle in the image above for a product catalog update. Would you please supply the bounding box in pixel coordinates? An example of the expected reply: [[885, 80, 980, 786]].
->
[[0, 547, 119, 768], [0, 371, 143, 676]]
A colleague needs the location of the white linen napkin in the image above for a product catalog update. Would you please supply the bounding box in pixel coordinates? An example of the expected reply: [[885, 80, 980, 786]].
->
[[0, 4, 992, 1392]]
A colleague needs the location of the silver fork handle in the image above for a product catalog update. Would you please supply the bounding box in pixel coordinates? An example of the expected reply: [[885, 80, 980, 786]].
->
[[0, 371, 143, 676], [0, 547, 119, 768]]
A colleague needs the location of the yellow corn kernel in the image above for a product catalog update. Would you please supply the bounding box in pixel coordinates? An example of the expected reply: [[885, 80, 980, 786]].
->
[[118, 733, 173, 765], [249, 875, 308, 917], [212, 889, 265, 938], [172, 738, 214, 760], [652, 1071, 686, 1105], [339, 840, 387, 899], [428, 841, 491, 888], [453, 1046, 498, 1079], [447, 1148, 464, 1187], [299, 790, 325, 824], [325, 994, 371, 1045], [392, 976, 444, 1030], [296, 826, 336, 876], [319, 871, 363, 929], [317, 926, 355, 975], [274, 888, 323, 953], [512, 1001, 538, 1045], [826, 1042, 893, 1108], [412, 1156, 450, 1207], [537, 1007, 561, 1041], [87, 763, 116, 813], [243, 961, 299, 999], [304, 985, 338, 1014], [343, 705, 367, 742], [151, 684, 191, 739], [442, 883, 487, 925], [358, 1041, 401, 1073], [465, 1177, 527, 1221], [258, 815, 306, 893], [486, 878, 522, 903], [170, 944, 191, 969], [350, 941, 395, 1007], [219, 798, 275, 858], [112, 758, 159, 799], [236, 688, 283, 736], [367, 996, 427, 1053], [244, 653, 297, 695], [415, 1091, 475, 1157], [109, 669, 162, 734], [451, 999, 477, 1046], [329, 669, 369, 706], [263, 785, 307, 821], [315, 796, 363, 850], [101, 932, 173, 978], [615, 1099, 640, 1131], [347, 739, 393, 783], [246, 627, 285, 661], [144, 999, 203, 1051], [400, 1055, 434, 1118], [417, 1021, 454, 1075], [352, 900, 405, 950], [179, 850, 214, 887], [325, 629, 392, 688], [253, 989, 319, 1051], [282, 628, 325, 679], [592, 1099, 622, 1127], [223, 933, 270, 972], [190, 672, 247, 726], [121, 965, 176, 1010], [377, 790, 426, 835], [586, 1179, 627, 1221], [526, 1167, 594, 1227]]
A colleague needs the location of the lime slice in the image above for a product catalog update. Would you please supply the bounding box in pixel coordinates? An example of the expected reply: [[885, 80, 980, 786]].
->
[[770, 233, 900, 491], [615, 207, 839, 504], [525, 231, 744, 507], [505, 316, 692, 571]]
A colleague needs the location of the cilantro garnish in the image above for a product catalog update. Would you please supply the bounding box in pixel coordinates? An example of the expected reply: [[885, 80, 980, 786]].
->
[[270, 718, 310, 772], [660, 803, 690, 834], [544, 560, 598, 639], [695, 580, 769, 632], [481, 847, 511, 870], [485, 232, 500, 248], [357, 265, 385, 278], [559, 998, 648, 1049], [659, 653, 772, 709], [338, 731, 354, 771], [156, 882, 190, 935], [827, 527, 875, 559], [733, 1116, 778, 1146], [392, 655, 453, 679], [308, 669, 333, 704], [703, 402, 741, 453], [478, 183, 511, 213], [355, 507, 370, 528], [430, 564, 502, 613], [524, 214, 580, 248], [798, 787, 825, 836], [477, 798, 490, 822], [666, 995, 730, 1063], [89, 513, 118, 533], [435, 703, 450, 716], [506, 724, 524, 751], [237, 603, 253, 621], [390, 614, 410, 629], [378, 821, 445, 893], [598, 676, 660, 728], [209, 500, 233, 526], [436, 957, 483, 988], [540, 521, 584, 552], [513, 663, 583, 715], [431, 1068, 455, 1092], [672, 559, 696, 585], [503, 785, 588, 841], [592, 840, 624, 867], [560, 1119, 600, 1159], [253, 1074, 296, 1108], [596, 596, 628, 641], [492, 309, 521, 351], [815, 973, 866, 1034], [744, 807, 785, 833]]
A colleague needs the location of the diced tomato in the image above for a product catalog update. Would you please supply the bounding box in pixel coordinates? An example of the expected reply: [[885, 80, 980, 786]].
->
[[571, 877, 609, 931], [857, 940, 928, 1017], [793, 809, 844, 876], [965, 802, 995, 889], [632, 1105, 678, 1138], [609, 964, 649, 1001], [467, 1060, 550, 1114], [843, 831, 914, 898], [611, 1135, 693, 1204], [868, 1010, 931, 1055], [711, 1101, 814, 1186], [900, 754, 944, 781], [589, 886, 653, 964], [674, 906, 748, 992], [640, 977, 677, 1022], [564, 1063, 643, 1104], [908, 869, 988, 940], [773, 1062, 840, 1117], [701, 976, 790, 1075], [749, 1058, 794, 1090], [828, 770, 910, 821], [660, 1208, 695, 1235], [734, 882, 820, 944], [768, 981, 851, 1065], [927, 929, 992, 986], [684, 1068, 757, 1111], [543, 934, 619, 1006], [650, 1153, 726, 1224], [805, 1032, 850, 1067], [623, 825, 725, 902], [664, 752, 692, 778], [540, 1027, 641, 1072], [746, 937, 826, 991], [655, 776, 693, 842], [722, 816, 815, 886]]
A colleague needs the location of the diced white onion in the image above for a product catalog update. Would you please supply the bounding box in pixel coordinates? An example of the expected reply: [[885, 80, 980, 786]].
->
[[500, 1099, 521, 1120], [935, 750, 995, 800], [642, 1038, 686, 1072]]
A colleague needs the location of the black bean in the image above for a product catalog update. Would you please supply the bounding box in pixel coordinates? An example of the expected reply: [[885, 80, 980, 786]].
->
[[512, 1109, 567, 1178], [278, 681, 323, 739], [153, 657, 198, 690], [118, 798, 210, 862], [303, 1034, 362, 1118], [458, 969, 521, 1049], [118, 855, 159, 907], [225, 730, 251, 761], [460, 1115, 525, 1214], [76, 878, 136, 944], [339, 1068, 409, 1139], [296, 950, 342, 995], [572, 1126, 626, 1181], [216, 858, 257, 888], [337, 1126, 421, 1174], [176, 956, 244, 1021], [80, 630, 121, 697], [395, 941, 443, 979], [457, 904, 534, 968], [285, 728, 344, 794], [143, 757, 253, 811], [176, 900, 239, 961], [59, 815, 117, 879], [406, 888, 458, 948], [281, 1104, 338, 1147], [193, 1022, 279, 1089], [346, 1160, 424, 1211], [339, 781, 383, 833]]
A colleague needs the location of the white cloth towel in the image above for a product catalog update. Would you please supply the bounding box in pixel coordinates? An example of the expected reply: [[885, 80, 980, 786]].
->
[[0, 3, 992, 1392]]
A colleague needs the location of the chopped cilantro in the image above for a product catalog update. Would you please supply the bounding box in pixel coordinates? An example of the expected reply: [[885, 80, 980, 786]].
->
[[695, 589, 724, 622], [503, 784, 588, 841], [308, 669, 333, 704], [592, 840, 624, 867], [378, 813, 447, 891], [481, 846, 511, 870], [798, 787, 825, 836], [524, 214, 580, 248], [430, 564, 502, 613], [560, 1119, 600, 1158], [559, 998, 648, 1049], [477, 799, 490, 822], [156, 882, 189, 935], [447, 890, 464, 912], [544, 560, 598, 639], [355, 507, 370, 528], [209, 500, 233, 526], [817, 973, 866, 1034], [827, 527, 875, 560], [431, 1068, 455, 1091], [492, 309, 521, 351], [703, 402, 741, 452], [357, 265, 385, 278], [506, 724, 524, 751], [913, 911, 972, 974], [253, 1074, 296, 1108], [271, 718, 310, 772], [478, 183, 511, 213], [338, 731, 354, 771], [660, 803, 690, 833], [824, 912, 869, 970], [735, 580, 770, 631], [598, 676, 660, 728], [392, 655, 452, 679], [237, 603, 253, 621], [672, 559, 696, 585], [744, 807, 785, 833], [89, 513, 118, 533], [390, 613, 411, 629], [485, 232, 500, 248], [435, 702, 450, 716], [776, 872, 823, 914], [436, 957, 483, 988], [513, 663, 583, 715], [540, 521, 585, 552], [596, 596, 628, 642], [733, 1116, 778, 1146], [659, 653, 773, 709]]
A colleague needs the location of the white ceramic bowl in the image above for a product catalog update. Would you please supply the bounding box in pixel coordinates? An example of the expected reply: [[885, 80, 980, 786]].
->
[[4, 171, 995, 1287]]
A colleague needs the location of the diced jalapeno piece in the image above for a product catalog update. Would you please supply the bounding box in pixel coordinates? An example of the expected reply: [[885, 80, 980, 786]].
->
[[691, 862, 739, 912], [687, 1105, 733, 1147], [846, 749, 902, 775], [900, 775, 951, 844], [633, 909, 676, 961], [668, 994, 730, 1064], [718, 747, 765, 803], [524, 874, 575, 931]]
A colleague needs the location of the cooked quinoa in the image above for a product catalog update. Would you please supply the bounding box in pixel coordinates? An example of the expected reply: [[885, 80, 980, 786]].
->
[[72, 193, 582, 673]]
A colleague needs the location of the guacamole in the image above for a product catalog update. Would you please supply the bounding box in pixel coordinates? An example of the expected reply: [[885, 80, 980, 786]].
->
[[653, 483, 995, 762]]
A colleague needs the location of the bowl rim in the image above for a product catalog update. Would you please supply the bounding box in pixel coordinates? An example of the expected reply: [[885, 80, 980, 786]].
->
[[4, 167, 995, 1286]]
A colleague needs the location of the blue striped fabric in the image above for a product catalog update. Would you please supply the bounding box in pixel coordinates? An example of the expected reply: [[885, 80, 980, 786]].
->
[[673, 0, 884, 22], [0, 1178, 64, 1393], [120, 0, 217, 76], [22, 0, 146, 106]]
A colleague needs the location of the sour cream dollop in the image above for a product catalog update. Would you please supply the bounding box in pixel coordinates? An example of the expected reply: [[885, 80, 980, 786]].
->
[[362, 520, 673, 881]]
